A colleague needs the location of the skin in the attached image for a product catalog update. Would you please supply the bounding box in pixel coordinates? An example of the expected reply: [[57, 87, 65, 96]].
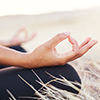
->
[[0, 28, 36, 47], [0, 31, 98, 68]]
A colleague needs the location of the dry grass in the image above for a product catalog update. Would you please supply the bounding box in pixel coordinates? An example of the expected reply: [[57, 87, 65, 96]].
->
[[70, 58, 100, 100], [7, 58, 100, 100]]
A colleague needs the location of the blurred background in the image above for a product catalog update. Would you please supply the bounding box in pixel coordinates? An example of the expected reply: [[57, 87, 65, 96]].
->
[[0, 0, 100, 58], [0, 0, 100, 16]]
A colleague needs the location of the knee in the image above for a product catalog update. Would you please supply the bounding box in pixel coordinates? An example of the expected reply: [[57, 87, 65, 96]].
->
[[63, 63, 81, 94], [34, 64, 82, 94]]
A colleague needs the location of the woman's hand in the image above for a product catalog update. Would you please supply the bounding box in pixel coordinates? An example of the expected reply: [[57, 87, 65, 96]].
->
[[9, 28, 36, 46], [0, 28, 36, 47], [25, 32, 97, 68]]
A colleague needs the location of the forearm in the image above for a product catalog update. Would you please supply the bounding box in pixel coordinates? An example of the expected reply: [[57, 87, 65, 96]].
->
[[0, 45, 28, 67], [0, 32, 97, 69]]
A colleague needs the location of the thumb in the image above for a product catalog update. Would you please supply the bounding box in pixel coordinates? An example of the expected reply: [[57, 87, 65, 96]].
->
[[48, 32, 71, 48]]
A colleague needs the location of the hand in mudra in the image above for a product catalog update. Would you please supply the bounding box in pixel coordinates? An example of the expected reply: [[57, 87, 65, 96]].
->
[[9, 28, 36, 46], [25, 32, 97, 68]]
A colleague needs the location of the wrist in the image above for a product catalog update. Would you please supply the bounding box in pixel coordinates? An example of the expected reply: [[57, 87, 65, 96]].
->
[[21, 52, 33, 68]]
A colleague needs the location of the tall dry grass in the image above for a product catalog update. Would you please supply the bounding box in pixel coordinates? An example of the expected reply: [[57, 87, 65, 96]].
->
[[7, 58, 100, 100]]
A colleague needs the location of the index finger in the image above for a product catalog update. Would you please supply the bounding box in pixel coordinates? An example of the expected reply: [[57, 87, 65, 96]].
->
[[16, 28, 28, 38], [22, 33, 36, 43], [60, 36, 79, 60]]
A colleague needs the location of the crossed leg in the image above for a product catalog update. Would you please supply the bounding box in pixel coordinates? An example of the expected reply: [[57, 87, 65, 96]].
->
[[0, 45, 81, 99]]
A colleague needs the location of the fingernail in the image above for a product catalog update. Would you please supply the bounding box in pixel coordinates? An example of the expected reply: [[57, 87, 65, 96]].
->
[[64, 31, 71, 36]]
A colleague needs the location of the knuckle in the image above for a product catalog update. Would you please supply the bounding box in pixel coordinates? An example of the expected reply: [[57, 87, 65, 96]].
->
[[56, 33, 63, 40], [78, 51, 84, 57], [46, 45, 51, 50], [74, 50, 80, 56], [56, 33, 62, 37], [87, 44, 92, 49], [88, 46, 92, 49], [44, 42, 52, 50]]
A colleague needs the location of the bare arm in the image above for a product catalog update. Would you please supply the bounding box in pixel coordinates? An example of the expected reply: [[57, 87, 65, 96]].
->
[[0, 45, 27, 67], [0, 32, 97, 68]]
